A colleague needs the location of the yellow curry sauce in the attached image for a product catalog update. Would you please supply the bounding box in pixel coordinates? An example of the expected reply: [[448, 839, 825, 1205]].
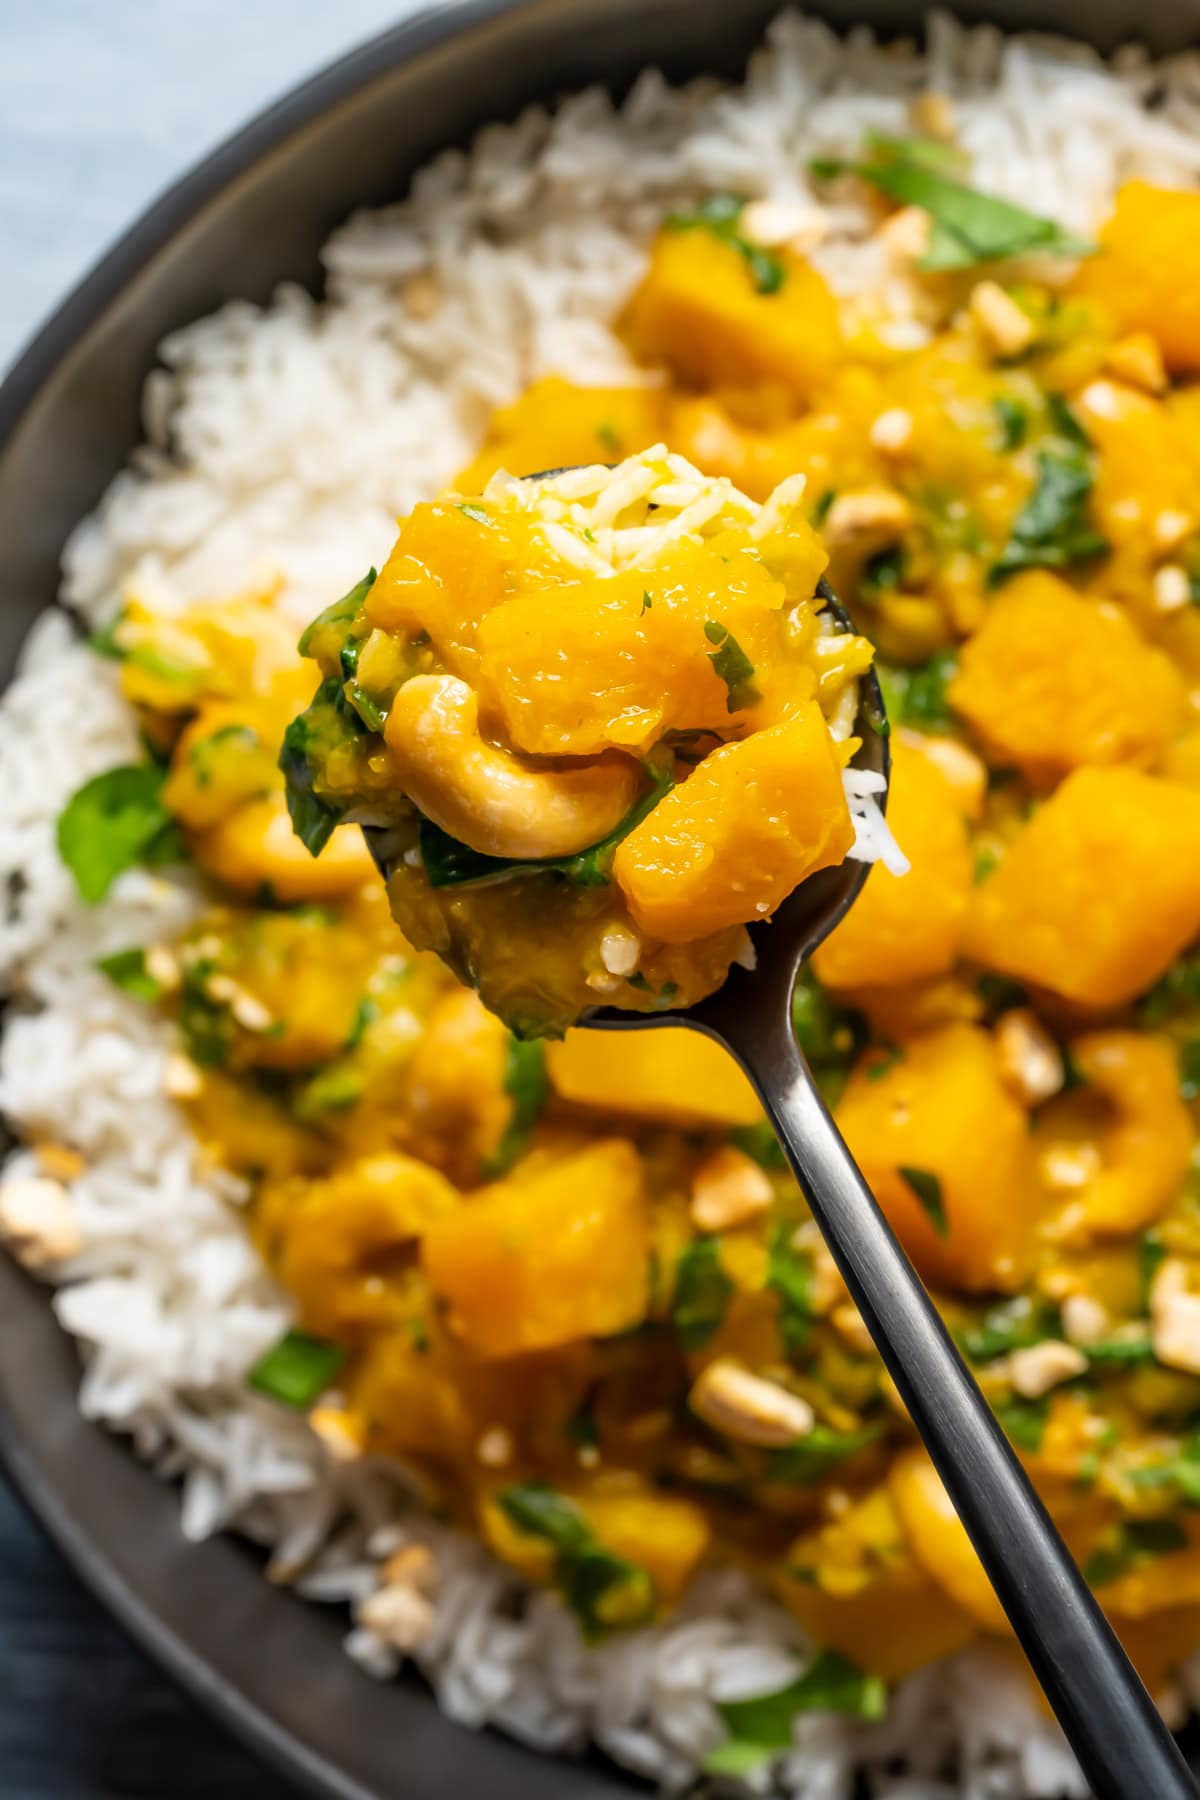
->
[[82, 173, 1200, 1704]]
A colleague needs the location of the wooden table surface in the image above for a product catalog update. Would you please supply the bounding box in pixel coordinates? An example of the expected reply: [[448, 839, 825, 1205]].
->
[[0, 1474, 302, 1799]]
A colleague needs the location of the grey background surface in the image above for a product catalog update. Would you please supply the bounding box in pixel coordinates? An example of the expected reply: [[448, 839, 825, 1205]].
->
[[0, 6, 420, 1794]]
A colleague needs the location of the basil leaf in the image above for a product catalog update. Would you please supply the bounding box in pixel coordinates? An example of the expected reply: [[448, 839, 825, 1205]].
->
[[419, 764, 673, 891], [995, 1394, 1049, 1452], [57, 763, 185, 904], [1084, 1518, 1189, 1589], [95, 946, 163, 1003], [297, 568, 377, 659], [664, 193, 786, 295], [767, 1424, 883, 1485], [898, 1165, 948, 1238], [498, 1482, 654, 1638], [989, 445, 1109, 585], [729, 1121, 787, 1170], [671, 1237, 733, 1351], [705, 1650, 886, 1775], [766, 1222, 815, 1355], [482, 1037, 549, 1178], [704, 620, 760, 712], [813, 152, 1093, 270], [248, 1329, 345, 1408]]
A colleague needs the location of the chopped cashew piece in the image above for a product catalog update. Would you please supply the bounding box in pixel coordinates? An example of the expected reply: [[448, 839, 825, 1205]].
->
[[144, 945, 181, 993], [1154, 565, 1191, 613], [1008, 1339, 1088, 1399], [359, 1544, 437, 1651], [1151, 1259, 1200, 1375], [1103, 332, 1167, 395], [1060, 1293, 1111, 1346], [690, 1145, 774, 1233], [880, 205, 932, 262], [740, 198, 830, 254], [969, 282, 1035, 358], [688, 1358, 815, 1447], [1153, 509, 1195, 554], [825, 488, 912, 552], [869, 408, 914, 454], [599, 926, 641, 978], [165, 1053, 203, 1100], [384, 674, 640, 860], [309, 1405, 366, 1463], [0, 1176, 82, 1269], [475, 1425, 515, 1469], [994, 1008, 1064, 1107], [206, 975, 275, 1034]]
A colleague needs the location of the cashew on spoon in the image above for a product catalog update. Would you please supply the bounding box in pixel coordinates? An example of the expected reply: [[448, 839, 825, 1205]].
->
[[383, 673, 641, 860]]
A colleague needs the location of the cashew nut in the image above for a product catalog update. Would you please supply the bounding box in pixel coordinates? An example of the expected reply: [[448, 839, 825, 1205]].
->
[[384, 674, 641, 860]]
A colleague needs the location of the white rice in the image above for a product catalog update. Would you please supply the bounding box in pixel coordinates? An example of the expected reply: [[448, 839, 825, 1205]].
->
[[4, 10, 1200, 1794]]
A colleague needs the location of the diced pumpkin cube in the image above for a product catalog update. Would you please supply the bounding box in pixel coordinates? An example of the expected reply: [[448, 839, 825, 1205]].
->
[[545, 1028, 762, 1128], [1070, 182, 1200, 374], [964, 766, 1200, 1008], [776, 1484, 975, 1680], [889, 1448, 1009, 1633], [475, 544, 796, 757], [1075, 378, 1197, 552], [813, 740, 971, 990], [613, 704, 854, 943], [665, 395, 821, 502], [835, 1024, 1035, 1292], [421, 1140, 649, 1356], [949, 572, 1184, 778], [455, 377, 667, 492], [621, 229, 840, 399]]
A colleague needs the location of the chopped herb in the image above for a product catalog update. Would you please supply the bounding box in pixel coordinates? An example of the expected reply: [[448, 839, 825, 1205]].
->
[[293, 1063, 364, 1121], [812, 487, 837, 527], [347, 682, 387, 732], [248, 1329, 345, 1409], [457, 502, 491, 526], [409, 1318, 431, 1355], [1082, 1333, 1157, 1368], [94, 946, 162, 1003], [729, 1120, 787, 1170], [960, 1296, 1059, 1363], [483, 1037, 549, 1178], [995, 1394, 1049, 1452], [862, 545, 905, 594], [188, 723, 261, 790], [973, 843, 1000, 884], [343, 996, 378, 1052], [671, 1237, 733, 1351], [1139, 1231, 1167, 1314], [641, 590, 653, 614], [57, 763, 185, 904], [877, 651, 958, 732], [766, 1223, 815, 1355], [704, 620, 760, 712], [1141, 952, 1200, 1025], [994, 396, 1028, 450], [1179, 1039, 1200, 1101], [595, 421, 621, 456], [565, 1400, 599, 1451], [178, 961, 235, 1068], [664, 192, 786, 295], [418, 763, 674, 892], [1129, 1431, 1200, 1506], [767, 1424, 883, 1485], [811, 143, 1093, 272], [989, 444, 1109, 585], [297, 569, 377, 658], [704, 1651, 886, 1777], [88, 612, 126, 658], [1083, 1518, 1189, 1589], [1046, 391, 1091, 446], [498, 1482, 654, 1638], [898, 1165, 947, 1238], [865, 1045, 904, 1082], [582, 528, 596, 544]]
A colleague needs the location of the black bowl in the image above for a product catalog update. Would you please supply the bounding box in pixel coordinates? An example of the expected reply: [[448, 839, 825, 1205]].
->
[[1, 3, 1198, 1796]]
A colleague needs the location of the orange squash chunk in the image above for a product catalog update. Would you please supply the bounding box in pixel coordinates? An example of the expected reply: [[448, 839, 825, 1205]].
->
[[475, 544, 799, 756], [545, 1028, 762, 1128], [621, 229, 840, 400], [421, 1139, 648, 1357], [813, 740, 970, 991], [613, 704, 853, 943], [1075, 379, 1197, 554], [836, 1024, 1035, 1293], [456, 377, 668, 491], [965, 766, 1200, 1008], [949, 572, 1184, 778], [1071, 182, 1200, 374]]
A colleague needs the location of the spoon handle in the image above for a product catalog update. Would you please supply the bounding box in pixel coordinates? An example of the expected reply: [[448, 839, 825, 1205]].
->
[[727, 1010, 1196, 1800]]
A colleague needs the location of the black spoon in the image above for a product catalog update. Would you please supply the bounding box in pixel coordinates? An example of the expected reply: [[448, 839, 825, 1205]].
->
[[370, 491, 1196, 1797]]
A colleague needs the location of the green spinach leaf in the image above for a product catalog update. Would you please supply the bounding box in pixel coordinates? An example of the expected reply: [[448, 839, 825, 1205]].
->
[[57, 763, 184, 904]]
